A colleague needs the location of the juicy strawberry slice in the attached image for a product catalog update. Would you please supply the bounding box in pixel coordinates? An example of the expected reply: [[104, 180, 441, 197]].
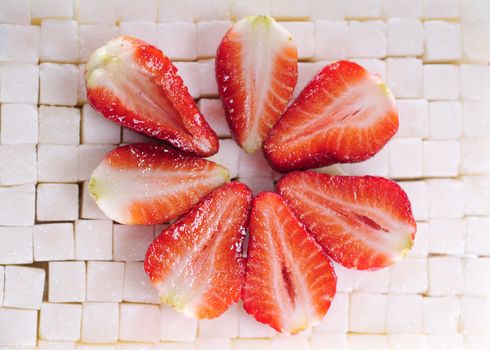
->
[[216, 16, 298, 153], [242, 192, 337, 335], [264, 60, 398, 172], [276, 171, 416, 270], [145, 182, 252, 319], [89, 143, 229, 225], [85, 36, 219, 157]]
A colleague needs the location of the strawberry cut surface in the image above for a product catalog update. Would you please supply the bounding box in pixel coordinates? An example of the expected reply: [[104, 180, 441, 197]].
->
[[264, 60, 398, 172], [216, 16, 298, 153], [85, 36, 219, 157], [89, 143, 229, 225], [276, 171, 416, 270], [242, 192, 336, 335], [145, 181, 252, 319]]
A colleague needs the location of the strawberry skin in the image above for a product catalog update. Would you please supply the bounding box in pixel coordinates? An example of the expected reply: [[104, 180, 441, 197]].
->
[[216, 16, 298, 153], [145, 182, 252, 319], [242, 192, 336, 334], [85, 36, 219, 157], [89, 143, 229, 225], [264, 60, 398, 172], [277, 171, 416, 270]]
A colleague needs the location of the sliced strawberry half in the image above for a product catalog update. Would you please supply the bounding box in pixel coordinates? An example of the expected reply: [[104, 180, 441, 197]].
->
[[85, 36, 219, 157], [216, 16, 298, 153], [145, 182, 252, 319], [264, 60, 398, 172], [242, 192, 337, 335], [276, 171, 416, 270], [89, 143, 229, 225]]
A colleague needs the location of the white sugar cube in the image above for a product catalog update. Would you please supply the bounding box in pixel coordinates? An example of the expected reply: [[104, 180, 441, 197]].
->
[[390, 258, 428, 294], [423, 140, 460, 177], [423, 64, 460, 100], [466, 336, 490, 350], [155, 344, 193, 350], [0, 0, 30, 24], [4, 266, 45, 310], [77, 345, 115, 350], [116, 344, 155, 350], [114, 225, 154, 261], [79, 24, 119, 62], [34, 223, 75, 261], [160, 305, 198, 341], [198, 60, 218, 97], [354, 269, 390, 293], [428, 256, 464, 296], [120, 303, 161, 343], [38, 106, 80, 145], [38, 145, 79, 183], [117, 0, 157, 21], [382, 0, 421, 18], [232, 339, 271, 350], [238, 307, 277, 338], [40, 20, 78, 63], [195, 0, 232, 21], [81, 104, 121, 144], [270, 0, 309, 19], [295, 62, 321, 97], [0, 25, 40, 63], [239, 177, 275, 196], [77, 0, 117, 24], [424, 21, 461, 62], [39, 63, 78, 106], [0, 227, 33, 264], [271, 338, 308, 350], [395, 99, 428, 139], [463, 100, 490, 137], [466, 217, 490, 256], [423, 296, 459, 334], [281, 22, 315, 59], [427, 335, 464, 349], [333, 262, 354, 292], [31, 0, 74, 22], [386, 58, 422, 98], [428, 218, 465, 255], [75, 219, 113, 260], [123, 262, 159, 304], [48, 262, 86, 303], [0, 185, 35, 226], [0, 104, 38, 144], [87, 261, 124, 302], [238, 149, 275, 178], [460, 64, 490, 100], [174, 62, 200, 98], [122, 129, 155, 143], [344, 0, 381, 18], [78, 64, 87, 104], [81, 182, 110, 219], [386, 295, 422, 334], [390, 335, 427, 350], [349, 20, 386, 58], [197, 21, 231, 58], [0, 145, 37, 186], [231, 0, 271, 18], [464, 258, 490, 296], [78, 145, 115, 181], [199, 305, 239, 338], [349, 293, 387, 333], [37, 184, 79, 222], [461, 296, 490, 334], [427, 179, 464, 218], [207, 139, 240, 179], [337, 143, 390, 177], [0, 266, 3, 305], [310, 0, 344, 20], [0, 63, 39, 104], [0, 308, 37, 346], [428, 101, 462, 140], [38, 341, 76, 350], [314, 21, 349, 60], [421, 0, 459, 18], [462, 21, 490, 62], [313, 293, 349, 333], [311, 334, 347, 350], [387, 19, 424, 56], [81, 302, 119, 343], [408, 221, 429, 258], [119, 22, 156, 45], [460, 139, 490, 175], [349, 58, 386, 79], [157, 23, 197, 60], [157, 0, 195, 22], [198, 99, 229, 137], [348, 335, 391, 350], [388, 138, 423, 179], [40, 303, 82, 341], [461, 0, 490, 20]]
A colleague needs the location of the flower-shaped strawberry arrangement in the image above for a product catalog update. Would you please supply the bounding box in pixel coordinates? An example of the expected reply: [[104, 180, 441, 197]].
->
[[86, 16, 416, 335]]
